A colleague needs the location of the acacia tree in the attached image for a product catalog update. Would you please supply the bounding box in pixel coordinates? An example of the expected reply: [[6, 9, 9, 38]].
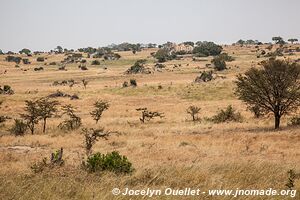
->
[[21, 100, 40, 134], [90, 100, 109, 124], [235, 59, 300, 129], [288, 38, 298, 44], [81, 128, 110, 156], [37, 98, 59, 133], [272, 36, 285, 45]]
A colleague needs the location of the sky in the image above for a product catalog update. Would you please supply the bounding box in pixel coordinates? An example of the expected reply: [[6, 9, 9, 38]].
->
[[0, 0, 299, 52]]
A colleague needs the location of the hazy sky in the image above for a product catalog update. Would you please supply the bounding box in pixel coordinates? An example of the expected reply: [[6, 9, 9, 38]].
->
[[0, 0, 299, 52]]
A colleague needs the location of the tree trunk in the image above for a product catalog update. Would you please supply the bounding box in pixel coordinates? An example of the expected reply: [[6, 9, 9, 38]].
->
[[31, 123, 34, 134], [43, 118, 47, 133], [274, 113, 281, 129]]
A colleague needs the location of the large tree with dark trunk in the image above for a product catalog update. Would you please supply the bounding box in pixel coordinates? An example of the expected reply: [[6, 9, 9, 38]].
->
[[235, 59, 300, 129]]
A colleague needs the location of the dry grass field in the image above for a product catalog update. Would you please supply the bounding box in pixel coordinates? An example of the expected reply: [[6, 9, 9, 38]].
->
[[0, 45, 300, 200]]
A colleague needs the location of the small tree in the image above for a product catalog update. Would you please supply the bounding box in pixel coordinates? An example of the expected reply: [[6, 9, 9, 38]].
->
[[82, 79, 88, 89], [287, 38, 298, 44], [186, 105, 201, 121], [58, 104, 81, 130], [136, 107, 164, 123], [272, 36, 285, 45], [235, 59, 300, 129], [37, 98, 59, 133], [90, 100, 109, 124], [56, 46, 63, 53], [82, 128, 110, 156], [20, 100, 40, 134], [211, 56, 226, 71], [130, 79, 137, 87]]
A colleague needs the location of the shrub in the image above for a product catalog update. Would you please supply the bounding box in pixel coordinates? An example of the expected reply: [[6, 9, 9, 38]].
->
[[91, 60, 100, 65], [218, 53, 234, 62], [22, 58, 30, 64], [58, 65, 66, 71], [49, 62, 57, 65], [36, 57, 45, 62], [130, 79, 137, 87], [211, 56, 227, 71], [31, 148, 64, 173], [288, 116, 300, 126], [0, 85, 14, 95], [126, 59, 151, 74], [83, 151, 134, 174], [122, 81, 129, 87], [31, 158, 48, 173], [34, 67, 44, 71], [136, 107, 164, 123], [6, 56, 21, 64], [285, 169, 296, 190], [211, 105, 242, 123], [186, 105, 201, 121], [10, 119, 27, 136], [195, 71, 213, 82], [79, 65, 88, 70], [154, 63, 166, 69], [58, 105, 82, 131]]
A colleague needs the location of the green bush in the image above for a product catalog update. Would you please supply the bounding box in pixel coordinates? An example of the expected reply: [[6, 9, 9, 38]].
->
[[36, 57, 45, 62], [211, 56, 227, 71], [195, 71, 213, 82], [218, 53, 234, 62], [91, 60, 100, 65], [6, 56, 22, 64], [10, 119, 27, 136], [84, 151, 134, 174], [211, 105, 242, 123], [193, 41, 222, 56], [153, 49, 176, 63], [126, 59, 151, 74]]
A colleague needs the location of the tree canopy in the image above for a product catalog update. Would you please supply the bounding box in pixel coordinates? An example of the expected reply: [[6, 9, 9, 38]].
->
[[235, 59, 300, 129]]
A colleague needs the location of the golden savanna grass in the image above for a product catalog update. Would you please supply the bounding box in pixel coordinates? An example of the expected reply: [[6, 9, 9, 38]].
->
[[0, 45, 300, 199]]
